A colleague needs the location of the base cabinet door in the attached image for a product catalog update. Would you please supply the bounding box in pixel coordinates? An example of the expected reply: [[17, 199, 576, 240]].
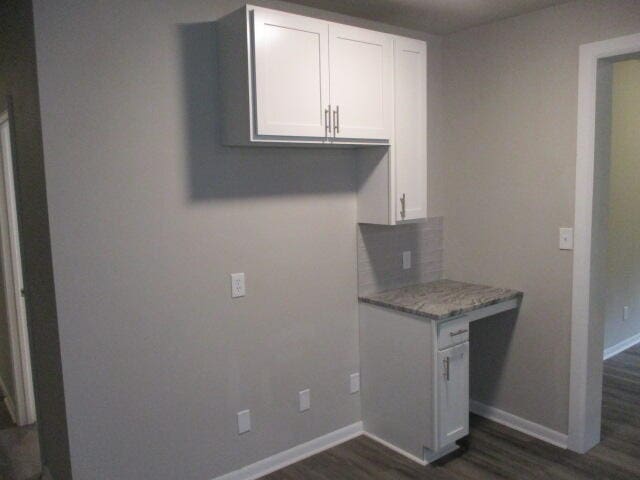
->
[[437, 342, 469, 447]]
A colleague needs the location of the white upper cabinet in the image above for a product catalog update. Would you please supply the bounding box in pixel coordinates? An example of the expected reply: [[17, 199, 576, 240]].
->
[[329, 24, 393, 140], [356, 35, 427, 225], [218, 6, 394, 145], [394, 37, 427, 221], [252, 9, 330, 138], [218, 7, 428, 226]]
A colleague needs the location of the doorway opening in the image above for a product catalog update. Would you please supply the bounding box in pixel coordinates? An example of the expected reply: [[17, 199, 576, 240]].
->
[[569, 32, 640, 454], [0, 109, 40, 479], [601, 57, 640, 360]]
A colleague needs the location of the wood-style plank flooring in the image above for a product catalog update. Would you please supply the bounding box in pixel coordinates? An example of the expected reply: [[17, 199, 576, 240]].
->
[[0, 398, 14, 430], [0, 398, 40, 480], [261, 345, 640, 479]]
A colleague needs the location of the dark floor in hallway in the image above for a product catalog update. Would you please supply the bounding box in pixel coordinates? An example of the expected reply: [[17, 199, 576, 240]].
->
[[0, 398, 40, 480], [0, 425, 40, 480], [261, 345, 640, 479], [0, 399, 14, 431]]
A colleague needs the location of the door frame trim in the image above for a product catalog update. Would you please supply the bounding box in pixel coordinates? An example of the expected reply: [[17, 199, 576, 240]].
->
[[0, 109, 36, 426], [569, 31, 640, 453]]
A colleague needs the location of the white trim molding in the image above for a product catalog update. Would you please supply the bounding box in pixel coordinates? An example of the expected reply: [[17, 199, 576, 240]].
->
[[470, 400, 568, 449], [0, 112, 36, 426], [212, 422, 363, 480], [603, 332, 640, 360], [569, 32, 640, 454]]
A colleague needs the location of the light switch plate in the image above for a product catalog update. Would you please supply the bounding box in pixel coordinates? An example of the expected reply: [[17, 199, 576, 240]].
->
[[231, 273, 246, 298], [559, 228, 574, 250], [237, 409, 251, 434], [299, 389, 310, 412], [624, 306, 630, 321], [350, 373, 360, 394], [402, 251, 411, 270]]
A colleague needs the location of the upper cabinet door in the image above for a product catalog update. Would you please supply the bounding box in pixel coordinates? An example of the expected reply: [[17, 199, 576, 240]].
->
[[329, 24, 393, 140], [394, 37, 427, 221], [252, 8, 330, 138]]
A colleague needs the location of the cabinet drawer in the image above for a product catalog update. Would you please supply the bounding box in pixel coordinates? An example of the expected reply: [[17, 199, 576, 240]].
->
[[437, 317, 469, 350]]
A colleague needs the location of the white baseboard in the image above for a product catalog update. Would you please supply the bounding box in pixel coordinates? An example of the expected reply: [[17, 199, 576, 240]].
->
[[0, 374, 17, 424], [212, 399, 571, 480], [470, 400, 567, 449], [362, 431, 427, 466], [212, 422, 363, 480], [603, 332, 640, 360]]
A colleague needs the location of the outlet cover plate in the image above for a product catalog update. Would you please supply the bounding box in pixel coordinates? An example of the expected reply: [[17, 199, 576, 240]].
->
[[559, 228, 574, 250], [231, 272, 246, 298], [299, 389, 310, 412], [237, 409, 251, 434], [350, 373, 360, 394], [402, 251, 411, 270]]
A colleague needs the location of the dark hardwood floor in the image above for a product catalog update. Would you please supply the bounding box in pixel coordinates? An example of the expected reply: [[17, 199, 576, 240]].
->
[[0, 397, 40, 480], [0, 397, 15, 430], [261, 345, 640, 479]]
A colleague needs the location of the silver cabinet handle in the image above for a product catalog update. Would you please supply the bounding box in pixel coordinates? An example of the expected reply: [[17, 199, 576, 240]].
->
[[333, 105, 340, 135], [400, 193, 406, 219], [325, 105, 331, 137], [449, 329, 468, 337], [443, 356, 450, 381]]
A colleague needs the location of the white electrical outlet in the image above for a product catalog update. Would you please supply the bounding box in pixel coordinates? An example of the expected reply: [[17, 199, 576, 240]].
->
[[237, 409, 251, 434], [350, 373, 360, 394], [231, 273, 245, 298], [623, 306, 630, 321], [559, 227, 574, 250], [402, 251, 412, 270], [299, 389, 310, 412]]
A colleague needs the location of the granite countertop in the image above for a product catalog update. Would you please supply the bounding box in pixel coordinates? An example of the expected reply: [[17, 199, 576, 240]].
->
[[358, 279, 523, 321]]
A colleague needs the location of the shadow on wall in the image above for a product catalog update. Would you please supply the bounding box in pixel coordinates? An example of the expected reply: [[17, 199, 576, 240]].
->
[[469, 308, 519, 406], [177, 22, 355, 201]]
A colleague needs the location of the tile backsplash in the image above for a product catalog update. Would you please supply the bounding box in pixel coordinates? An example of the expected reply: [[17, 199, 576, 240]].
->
[[357, 217, 443, 295]]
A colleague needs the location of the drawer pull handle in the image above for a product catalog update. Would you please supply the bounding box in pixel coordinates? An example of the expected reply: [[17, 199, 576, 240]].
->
[[449, 329, 468, 337]]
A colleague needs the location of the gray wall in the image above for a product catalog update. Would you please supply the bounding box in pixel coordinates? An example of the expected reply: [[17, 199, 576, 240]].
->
[[32, 1, 444, 478], [0, 0, 71, 477], [603, 60, 640, 350], [443, 0, 640, 434]]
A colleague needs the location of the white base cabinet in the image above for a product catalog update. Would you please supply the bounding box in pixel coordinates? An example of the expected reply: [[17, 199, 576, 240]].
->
[[359, 302, 470, 462], [360, 297, 521, 463]]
